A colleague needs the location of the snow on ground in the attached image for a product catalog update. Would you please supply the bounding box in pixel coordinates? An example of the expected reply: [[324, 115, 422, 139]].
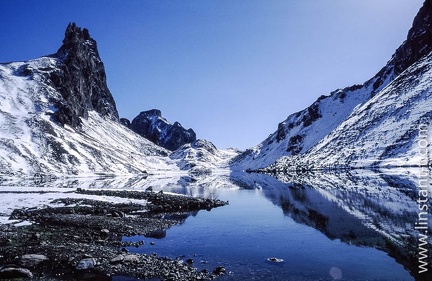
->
[[0, 58, 191, 176], [268, 51, 432, 171], [0, 173, 241, 225]]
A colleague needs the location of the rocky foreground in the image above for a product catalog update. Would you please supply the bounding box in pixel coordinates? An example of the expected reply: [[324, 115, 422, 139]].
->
[[0, 189, 228, 280]]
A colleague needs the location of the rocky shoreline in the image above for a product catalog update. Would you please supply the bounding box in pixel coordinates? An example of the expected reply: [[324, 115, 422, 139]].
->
[[0, 189, 228, 280]]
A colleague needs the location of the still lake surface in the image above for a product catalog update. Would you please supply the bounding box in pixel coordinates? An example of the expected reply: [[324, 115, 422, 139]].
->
[[118, 169, 430, 281], [2, 169, 430, 280]]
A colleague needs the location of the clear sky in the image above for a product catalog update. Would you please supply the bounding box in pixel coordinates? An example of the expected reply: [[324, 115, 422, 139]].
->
[[0, 0, 424, 150]]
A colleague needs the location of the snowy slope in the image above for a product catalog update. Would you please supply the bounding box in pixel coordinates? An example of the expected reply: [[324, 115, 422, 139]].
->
[[232, 0, 432, 171], [230, 83, 375, 170], [269, 50, 432, 170], [0, 56, 179, 176], [170, 139, 239, 171]]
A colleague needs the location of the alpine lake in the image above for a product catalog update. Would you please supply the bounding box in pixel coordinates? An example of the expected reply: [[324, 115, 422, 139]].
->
[[1, 168, 431, 281]]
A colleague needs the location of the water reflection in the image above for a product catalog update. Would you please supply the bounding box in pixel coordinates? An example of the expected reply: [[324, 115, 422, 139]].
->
[[231, 169, 432, 280], [1, 169, 431, 280]]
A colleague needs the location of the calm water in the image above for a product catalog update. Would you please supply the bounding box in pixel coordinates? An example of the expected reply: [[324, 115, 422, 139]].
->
[[118, 170, 431, 281], [2, 170, 430, 280]]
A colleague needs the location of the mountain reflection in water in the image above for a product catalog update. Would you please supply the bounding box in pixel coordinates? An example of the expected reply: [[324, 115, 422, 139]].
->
[[120, 169, 431, 280], [1, 169, 431, 280]]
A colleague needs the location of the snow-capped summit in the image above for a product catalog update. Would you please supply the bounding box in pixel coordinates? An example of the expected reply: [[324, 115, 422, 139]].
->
[[232, 0, 432, 171]]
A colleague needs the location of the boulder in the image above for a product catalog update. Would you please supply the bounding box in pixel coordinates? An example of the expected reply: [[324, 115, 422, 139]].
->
[[19, 254, 49, 268], [76, 257, 97, 270]]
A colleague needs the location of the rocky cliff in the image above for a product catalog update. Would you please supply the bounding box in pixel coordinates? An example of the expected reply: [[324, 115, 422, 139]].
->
[[49, 23, 119, 129]]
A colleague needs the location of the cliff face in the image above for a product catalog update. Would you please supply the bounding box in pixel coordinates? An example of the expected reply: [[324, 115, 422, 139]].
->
[[50, 23, 119, 129]]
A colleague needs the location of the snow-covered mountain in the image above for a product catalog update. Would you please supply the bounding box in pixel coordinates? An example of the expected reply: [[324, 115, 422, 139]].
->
[[232, 0, 432, 171], [0, 24, 176, 176], [0, 23, 237, 177], [0, 56, 175, 176], [269, 51, 432, 171], [170, 139, 238, 171]]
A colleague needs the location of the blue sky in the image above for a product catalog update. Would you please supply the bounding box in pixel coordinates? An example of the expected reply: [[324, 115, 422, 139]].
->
[[0, 0, 424, 149]]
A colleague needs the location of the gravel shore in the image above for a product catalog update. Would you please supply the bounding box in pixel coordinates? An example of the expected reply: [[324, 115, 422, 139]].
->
[[0, 189, 228, 280]]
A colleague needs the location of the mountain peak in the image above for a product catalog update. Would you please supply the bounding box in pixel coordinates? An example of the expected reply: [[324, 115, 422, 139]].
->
[[57, 22, 97, 56], [407, 0, 432, 41], [50, 23, 119, 128]]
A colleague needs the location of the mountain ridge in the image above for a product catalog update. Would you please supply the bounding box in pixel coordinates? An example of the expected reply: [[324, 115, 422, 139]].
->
[[232, 0, 432, 171]]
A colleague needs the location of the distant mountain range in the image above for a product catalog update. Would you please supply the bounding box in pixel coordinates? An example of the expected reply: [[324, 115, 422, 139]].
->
[[0, 1, 431, 176]]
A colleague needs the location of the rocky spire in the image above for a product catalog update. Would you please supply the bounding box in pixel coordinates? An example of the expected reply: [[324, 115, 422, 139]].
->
[[50, 23, 119, 128]]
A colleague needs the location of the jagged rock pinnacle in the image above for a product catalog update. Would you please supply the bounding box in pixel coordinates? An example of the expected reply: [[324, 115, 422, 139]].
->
[[57, 22, 96, 55], [50, 22, 119, 128]]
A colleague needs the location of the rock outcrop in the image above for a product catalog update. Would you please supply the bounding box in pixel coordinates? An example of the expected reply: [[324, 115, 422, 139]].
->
[[50, 22, 119, 128], [129, 109, 196, 151]]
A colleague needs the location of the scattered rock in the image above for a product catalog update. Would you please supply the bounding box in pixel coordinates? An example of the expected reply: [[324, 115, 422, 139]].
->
[[266, 257, 284, 263], [111, 210, 125, 218], [213, 266, 226, 275], [123, 255, 139, 264], [76, 257, 97, 270], [110, 255, 124, 264], [1, 187, 229, 280], [19, 254, 49, 268]]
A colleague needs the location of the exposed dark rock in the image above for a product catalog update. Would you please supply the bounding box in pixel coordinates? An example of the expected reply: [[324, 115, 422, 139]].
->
[[130, 109, 196, 151], [287, 134, 304, 155], [276, 122, 286, 142], [120, 117, 131, 127], [371, 0, 432, 93], [213, 266, 226, 276], [302, 102, 322, 127], [50, 23, 119, 128]]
